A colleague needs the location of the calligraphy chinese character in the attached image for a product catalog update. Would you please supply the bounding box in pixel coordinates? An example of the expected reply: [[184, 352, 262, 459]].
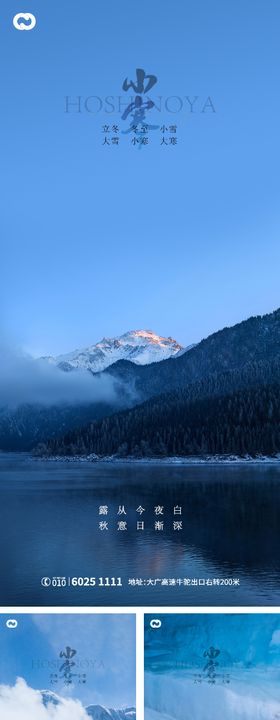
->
[[123, 68, 157, 95]]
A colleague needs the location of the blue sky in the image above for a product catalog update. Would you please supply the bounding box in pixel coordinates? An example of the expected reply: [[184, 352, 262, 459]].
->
[[0, 614, 136, 708], [1, 0, 280, 355]]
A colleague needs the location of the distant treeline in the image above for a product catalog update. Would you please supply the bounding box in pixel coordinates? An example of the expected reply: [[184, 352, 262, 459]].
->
[[40, 376, 280, 458]]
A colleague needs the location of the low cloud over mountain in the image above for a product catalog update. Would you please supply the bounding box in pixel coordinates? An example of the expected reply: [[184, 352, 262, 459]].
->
[[0, 680, 136, 720], [0, 679, 88, 720], [0, 344, 119, 409]]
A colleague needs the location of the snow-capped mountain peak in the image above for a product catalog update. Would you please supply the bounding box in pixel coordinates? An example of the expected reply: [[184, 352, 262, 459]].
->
[[86, 705, 136, 720], [41, 690, 63, 707], [40, 691, 136, 720], [43, 330, 184, 374]]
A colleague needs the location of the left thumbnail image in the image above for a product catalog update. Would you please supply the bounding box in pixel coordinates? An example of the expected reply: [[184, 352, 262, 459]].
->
[[0, 613, 136, 719]]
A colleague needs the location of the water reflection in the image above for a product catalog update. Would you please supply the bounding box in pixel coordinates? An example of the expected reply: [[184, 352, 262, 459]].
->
[[0, 455, 280, 605]]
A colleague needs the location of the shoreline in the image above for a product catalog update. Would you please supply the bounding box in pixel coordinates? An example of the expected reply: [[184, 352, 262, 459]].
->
[[34, 453, 280, 465]]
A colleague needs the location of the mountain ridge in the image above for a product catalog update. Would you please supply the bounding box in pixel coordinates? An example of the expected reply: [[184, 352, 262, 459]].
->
[[1, 307, 280, 452], [42, 329, 184, 373], [41, 690, 136, 719], [103, 308, 280, 399], [40, 308, 280, 458]]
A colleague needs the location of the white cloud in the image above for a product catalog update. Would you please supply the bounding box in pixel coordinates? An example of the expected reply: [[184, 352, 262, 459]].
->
[[0, 344, 119, 408], [0, 678, 89, 720]]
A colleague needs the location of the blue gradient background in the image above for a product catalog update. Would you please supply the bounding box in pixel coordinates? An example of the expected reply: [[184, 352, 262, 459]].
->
[[0, 614, 136, 708], [1, 0, 280, 354]]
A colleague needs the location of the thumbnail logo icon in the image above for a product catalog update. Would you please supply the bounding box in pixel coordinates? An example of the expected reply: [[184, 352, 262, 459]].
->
[[150, 619, 162, 629], [13, 13, 36, 30], [6, 619, 18, 629]]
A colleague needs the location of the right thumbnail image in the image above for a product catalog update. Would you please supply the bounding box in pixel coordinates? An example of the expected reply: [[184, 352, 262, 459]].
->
[[144, 613, 280, 720]]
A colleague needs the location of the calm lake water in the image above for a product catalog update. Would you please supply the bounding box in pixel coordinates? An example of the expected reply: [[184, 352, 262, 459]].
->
[[1, 453, 280, 606]]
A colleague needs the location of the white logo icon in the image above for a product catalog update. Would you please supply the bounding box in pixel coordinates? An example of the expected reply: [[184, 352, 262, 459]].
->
[[150, 619, 162, 629], [6, 619, 18, 629], [13, 13, 36, 31]]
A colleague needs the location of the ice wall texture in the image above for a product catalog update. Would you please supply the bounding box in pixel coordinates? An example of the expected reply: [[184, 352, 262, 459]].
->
[[145, 614, 280, 671], [145, 614, 280, 720]]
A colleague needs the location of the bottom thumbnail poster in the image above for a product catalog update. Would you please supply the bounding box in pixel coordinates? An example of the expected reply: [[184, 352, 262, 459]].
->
[[145, 613, 280, 720], [0, 613, 136, 719]]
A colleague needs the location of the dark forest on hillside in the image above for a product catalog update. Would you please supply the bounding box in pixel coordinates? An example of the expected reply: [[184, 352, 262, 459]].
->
[[41, 381, 280, 458]]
